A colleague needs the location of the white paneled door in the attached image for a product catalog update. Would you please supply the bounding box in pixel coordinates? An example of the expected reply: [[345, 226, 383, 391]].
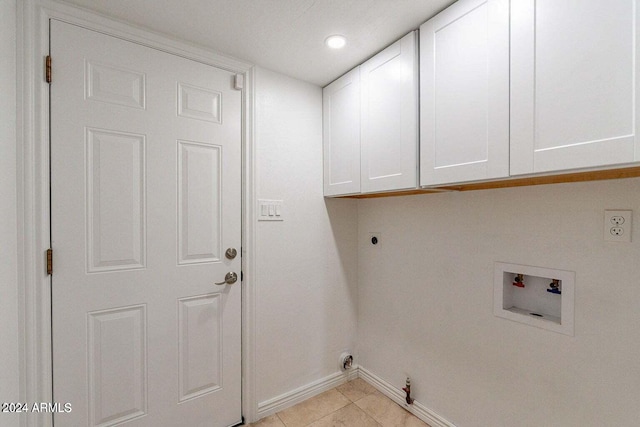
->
[[50, 20, 242, 427]]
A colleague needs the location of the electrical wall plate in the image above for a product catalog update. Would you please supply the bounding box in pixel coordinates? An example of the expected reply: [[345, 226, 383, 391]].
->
[[604, 210, 632, 242], [258, 199, 284, 221]]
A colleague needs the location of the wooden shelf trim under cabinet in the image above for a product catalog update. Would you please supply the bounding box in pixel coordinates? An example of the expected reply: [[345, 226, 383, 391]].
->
[[339, 166, 640, 199]]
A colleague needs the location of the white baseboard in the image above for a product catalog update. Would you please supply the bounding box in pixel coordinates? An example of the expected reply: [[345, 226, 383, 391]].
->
[[255, 366, 453, 427], [358, 366, 456, 427], [256, 368, 358, 419]]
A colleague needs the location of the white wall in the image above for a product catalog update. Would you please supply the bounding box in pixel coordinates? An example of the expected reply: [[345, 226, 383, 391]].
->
[[254, 67, 358, 407], [357, 178, 640, 426], [0, 1, 20, 425]]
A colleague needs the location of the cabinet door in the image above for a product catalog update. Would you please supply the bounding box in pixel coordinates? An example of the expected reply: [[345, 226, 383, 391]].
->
[[420, 0, 509, 186], [323, 68, 361, 196], [511, 0, 640, 175], [360, 32, 418, 193]]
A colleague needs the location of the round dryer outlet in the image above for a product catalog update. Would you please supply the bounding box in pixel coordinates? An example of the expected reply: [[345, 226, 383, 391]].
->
[[339, 352, 354, 371]]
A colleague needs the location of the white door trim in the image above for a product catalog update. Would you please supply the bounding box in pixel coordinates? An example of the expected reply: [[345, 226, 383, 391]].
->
[[17, 1, 258, 425]]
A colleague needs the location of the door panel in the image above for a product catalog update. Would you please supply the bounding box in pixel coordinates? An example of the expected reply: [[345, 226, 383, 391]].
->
[[177, 141, 222, 265], [177, 294, 222, 402], [87, 305, 147, 426], [51, 20, 242, 427], [86, 128, 146, 272]]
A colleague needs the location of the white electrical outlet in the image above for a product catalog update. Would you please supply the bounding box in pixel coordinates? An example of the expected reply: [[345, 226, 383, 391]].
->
[[604, 210, 632, 242]]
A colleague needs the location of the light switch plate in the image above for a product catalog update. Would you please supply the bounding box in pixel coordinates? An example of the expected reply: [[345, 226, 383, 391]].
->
[[258, 199, 284, 221], [604, 210, 632, 242]]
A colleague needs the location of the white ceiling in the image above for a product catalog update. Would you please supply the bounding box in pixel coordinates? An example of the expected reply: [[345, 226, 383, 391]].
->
[[57, 0, 455, 87]]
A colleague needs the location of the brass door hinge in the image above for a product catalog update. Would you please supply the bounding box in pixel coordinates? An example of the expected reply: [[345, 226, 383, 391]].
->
[[45, 56, 52, 83], [46, 248, 53, 275]]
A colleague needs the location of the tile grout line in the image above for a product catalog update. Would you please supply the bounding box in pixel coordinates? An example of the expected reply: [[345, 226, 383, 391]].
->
[[259, 378, 416, 427], [300, 385, 366, 427]]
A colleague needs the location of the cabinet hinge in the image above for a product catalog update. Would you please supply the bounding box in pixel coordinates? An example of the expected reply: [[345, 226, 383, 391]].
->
[[45, 56, 52, 83], [46, 248, 53, 275]]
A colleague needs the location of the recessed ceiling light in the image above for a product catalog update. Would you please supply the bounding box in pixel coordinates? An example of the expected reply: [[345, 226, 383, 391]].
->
[[325, 35, 346, 49]]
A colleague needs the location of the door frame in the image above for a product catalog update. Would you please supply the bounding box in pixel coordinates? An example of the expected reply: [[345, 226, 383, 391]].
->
[[17, 1, 258, 425]]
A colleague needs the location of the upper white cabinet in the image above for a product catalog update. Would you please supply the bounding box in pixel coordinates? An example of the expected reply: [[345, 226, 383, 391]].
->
[[323, 31, 419, 196], [326, 1, 640, 196], [323, 68, 361, 196], [510, 0, 640, 175], [420, 0, 510, 186], [360, 31, 419, 193]]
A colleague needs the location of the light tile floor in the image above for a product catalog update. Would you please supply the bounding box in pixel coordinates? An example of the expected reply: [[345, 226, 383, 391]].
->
[[248, 379, 431, 427]]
